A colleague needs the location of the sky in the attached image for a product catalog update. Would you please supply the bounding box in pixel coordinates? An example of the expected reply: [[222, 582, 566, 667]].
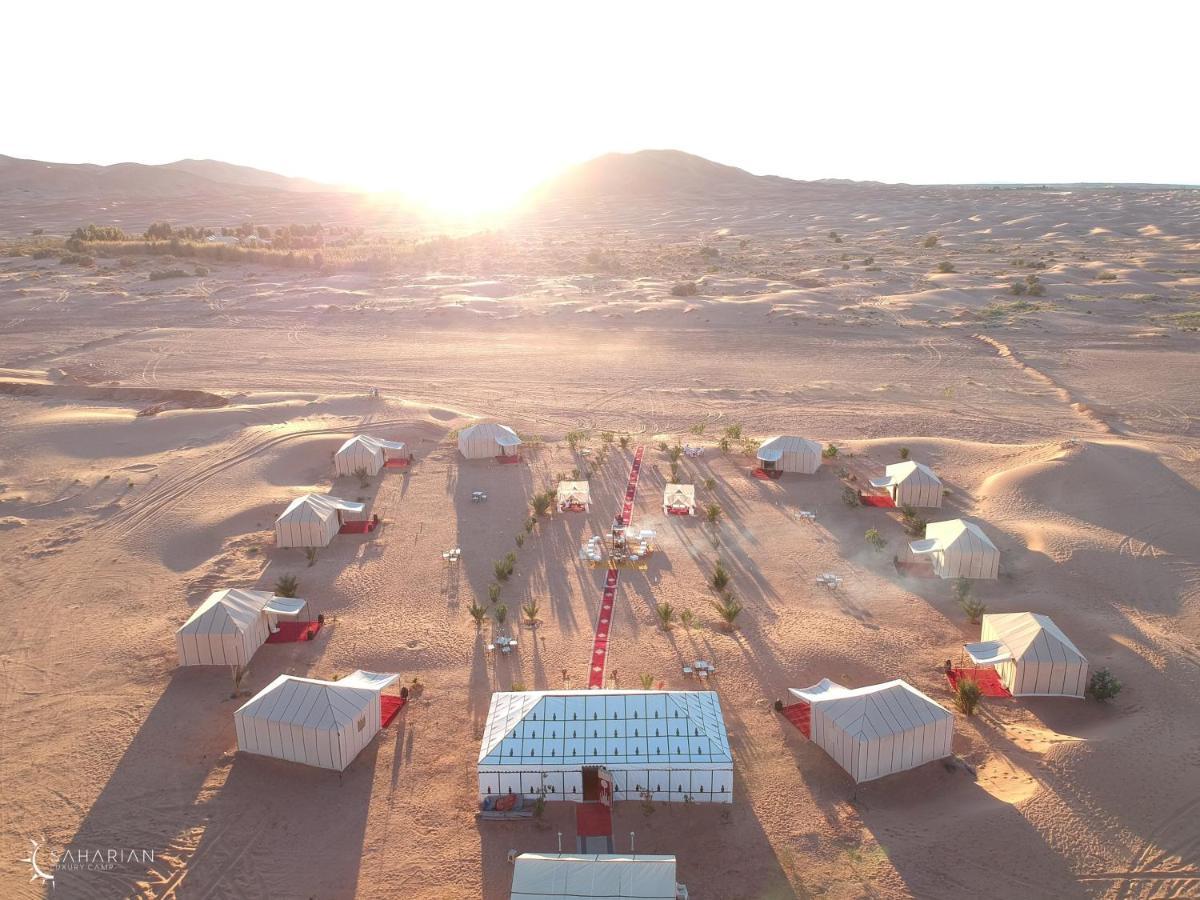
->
[[4, 0, 1196, 214]]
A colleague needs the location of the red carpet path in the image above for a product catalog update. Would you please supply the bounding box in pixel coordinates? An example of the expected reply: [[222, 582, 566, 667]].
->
[[587, 446, 644, 689], [947, 667, 1012, 698]]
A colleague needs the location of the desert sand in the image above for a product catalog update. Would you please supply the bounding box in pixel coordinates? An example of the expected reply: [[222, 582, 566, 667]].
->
[[1, 165, 1199, 899]]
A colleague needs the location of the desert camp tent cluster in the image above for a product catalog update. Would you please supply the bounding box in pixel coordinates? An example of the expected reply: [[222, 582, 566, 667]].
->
[[478, 690, 733, 803], [234, 670, 399, 771], [756, 435, 822, 474], [459, 422, 522, 459], [510, 854, 684, 900], [662, 483, 695, 516], [789, 679, 954, 783], [909, 518, 1000, 579], [333, 434, 408, 476], [871, 460, 943, 508], [274, 493, 367, 548], [968, 613, 1088, 698], [557, 480, 591, 512], [176, 588, 308, 667]]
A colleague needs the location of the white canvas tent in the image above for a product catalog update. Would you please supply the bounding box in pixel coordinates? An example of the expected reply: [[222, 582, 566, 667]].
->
[[459, 422, 522, 459], [757, 435, 822, 474], [557, 481, 591, 512], [662, 484, 696, 516], [967, 613, 1088, 698], [478, 690, 733, 803], [789, 679, 954, 783], [511, 854, 682, 900], [274, 494, 366, 548], [870, 461, 943, 508], [333, 435, 408, 477], [176, 588, 308, 667], [908, 518, 999, 579], [234, 669, 399, 771]]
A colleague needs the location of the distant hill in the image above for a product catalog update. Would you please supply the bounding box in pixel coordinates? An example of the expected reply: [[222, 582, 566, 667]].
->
[[161, 159, 335, 193]]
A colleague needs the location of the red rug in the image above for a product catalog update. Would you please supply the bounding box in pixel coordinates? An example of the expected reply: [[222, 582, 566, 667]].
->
[[561, 503, 587, 513], [860, 493, 895, 508], [495, 454, 521, 464], [339, 520, 377, 534], [947, 668, 1011, 698], [575, 802, 613, 838], [383, 458, 410, 469], [380, 694, 407, 727], [752, 468, 783, 480], [667, 507, 692, 516], [266, 620, 322, 643], [894, 557, 936, 578], [781, 702, 811, 738], [588, 446, 644, 688]]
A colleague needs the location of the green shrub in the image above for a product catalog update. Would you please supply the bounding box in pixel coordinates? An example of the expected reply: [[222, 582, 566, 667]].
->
[[899, 447, 910, 460], [923, 235, 939, 248], [954, 678, 983, 715], [488, 582, 501, 602], [937, 261, 956, 274], [670, 281, 698, 297], [705, 503, 723, 525], [274, 574, 299, 597], [822, 443, 839, 459], [1010, 280, 1028, 296], [1087, 668, 1122, 701], [711, 561, 731, 590], [842, 486, 861, 507], [959, 594, 987, 624], [522, 600, 540, 624], [865, 528, 886, 551], [655, 602, 675, 629], [469, 603, 487, 627], [494, 604, 508, 625], [710, 594, 744, 629]]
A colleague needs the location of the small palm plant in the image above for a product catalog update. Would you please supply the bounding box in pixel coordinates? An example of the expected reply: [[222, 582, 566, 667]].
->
[[656, 602, 675, 630], [639, 673, 655, 690], [711, 560, 731, 591], [274, 574, 299, 598], [469, 603, 487, 628], [494, 604, 508, 626], [710, 594, 744, 630], [531, 491, 553, 517], [305, 547, 318, 567], [488, 582, 501, 603], [703, 477, 716, 491], [679, 609, 694, 630], [522, 600, 540, 625], [865, 528, 886, 552], [954, 678, 983, 716], [705, 503, 722, 526]]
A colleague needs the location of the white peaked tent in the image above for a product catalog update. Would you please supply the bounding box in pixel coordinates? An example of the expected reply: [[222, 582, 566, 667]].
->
[[662, 484, 696, 516], [176, 588, 308, 667], [557, 481, 591, 512], [511, 854, 681, 900], [274, 494, 366, 548], [478, 690, 733, 803], [870, 461, 943, 508], [234, 670, 399, 771], [757, 435, 822, 474], [459, 422, 522, 459], [333, 435, 407, 477], [789, 679, 954, 783], [968, 613, 1088, 698], [909, 518, 999, 579]]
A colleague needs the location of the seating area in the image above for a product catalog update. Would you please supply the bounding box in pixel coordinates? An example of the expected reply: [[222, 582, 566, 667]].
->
[[471, 490, 488, 503], [683, 660, 716, 680], [489, 635, 519, 655], [815, 573, 843, 589], [442, 547, 462, 562]]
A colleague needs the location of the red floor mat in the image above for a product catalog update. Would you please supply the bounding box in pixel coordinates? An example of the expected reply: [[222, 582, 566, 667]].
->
[[339, 520, 377, 534], [947, 668, 1011, 698], [383, 458, 410, 468], [265, 620, 322, 643], [667, 507, 693, 516], [781, 702, 811, 738], [860, 493, 895, 508], [575, 802, 613, 837], [894, 557, 936, 578], [752, 468, 783, 480], [380, 694, 407, 727], [495, 454, 521, 464], [587, 446, 644, 688]]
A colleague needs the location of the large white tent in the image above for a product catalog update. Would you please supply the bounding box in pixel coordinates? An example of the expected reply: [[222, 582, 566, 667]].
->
[[234, 670, 399, 771], [459, 423, 522, 459], [176, 588, 308, 667], [967, 613, 1088, 698], [333, 435, 408, 477], [557, 481, 591, 512], [662, 484, 696, 516], [478, 690, 733, 803], [908, 518, 999, 579], [789, 679, 954, 783], [870, 461, 943, 508], [757, 435, 822, 475], [274, 494, 366, 548], [510, 854, 682, 900]]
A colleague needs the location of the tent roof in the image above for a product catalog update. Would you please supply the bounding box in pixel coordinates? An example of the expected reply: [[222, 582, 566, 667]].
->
[[982, 612, 1086, 663], [873, 460, 941, 488], [479, 690, 732, 767], [510, 854, 678, 900], [461, 422, 522, 446], [557, 481, 591, 501], [757, 448, 784, 462], [788, 679, 951, 740], [964, 640, 1012, 665], [919, 518, 997, 552], [336, 669, 401, 691], [758, 435, 821, 456], [178, 588, 274, 635], [663, 483, 695, 504], [336, 435, 406, 455], [278, 493, 365, 522], [235, 674, 380, 729]]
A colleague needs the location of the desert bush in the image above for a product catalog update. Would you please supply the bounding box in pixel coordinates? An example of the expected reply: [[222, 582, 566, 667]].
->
[[923, 234, 939, 248], [1096, 270, 1117, 281], [842, 485, 861, 507], [494, 556, 515, 581], [670, 281, 698, 297], [703, 477, 716, 491], [711, 560, 731, 590], [531, 491, 553, 517], [829, 230, 842, 243], [705, 503, 723, 525], [354, 465, 370, 488], [194, 265, 209, 276], [515, 533, 525, 547], [639, 673, 655, 690], [488, 582, 501, 602], [689, 422, 706, 435], [937, 261, 956, 274], [469, 603, 487, 627], [954, 678, 983, 716], [822, 443, 839, 459], [655, 602, 675, 629], [274, 574, 299, 597], [32, 248, 58, 260], [710, 594, 744, 629], [865, 528, 887, 552], [1027, 281, 1046, 297], [723, 424, 743, 441], [1010, 280, 1028, 296], [494, 604, 508, 625], [601, 430, 615, 445], [1087, 668, 1122, 701], [522, 600, 540, 625], [618, 435, 630, 449], [679, 609, 695, 629], [959, 594, 987, 624], [305, 547, 318, 567], [899, 447, 910, 460], [953, 577, 972, 605], [901, 505, 926, 536]]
